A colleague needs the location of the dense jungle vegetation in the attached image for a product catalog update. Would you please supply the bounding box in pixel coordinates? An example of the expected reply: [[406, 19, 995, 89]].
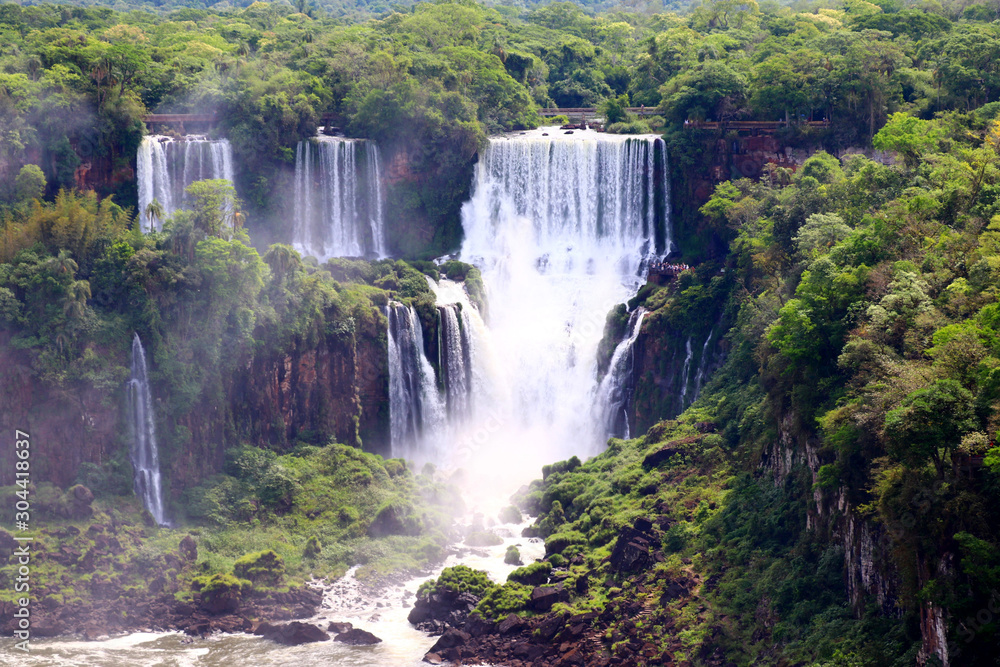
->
[[4, 0, 1000, 663]]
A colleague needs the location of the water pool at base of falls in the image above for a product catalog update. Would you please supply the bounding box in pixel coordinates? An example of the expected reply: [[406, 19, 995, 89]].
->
[[0, 521, 543, 667]]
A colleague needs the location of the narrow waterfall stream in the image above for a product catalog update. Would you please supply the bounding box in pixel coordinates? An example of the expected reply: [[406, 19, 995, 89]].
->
[[386, 301, 445, 463], [136, 135, 235, 232], [596, 307, 648, 439], [126, 333, 168, 527], [292, 136, 386, 260]]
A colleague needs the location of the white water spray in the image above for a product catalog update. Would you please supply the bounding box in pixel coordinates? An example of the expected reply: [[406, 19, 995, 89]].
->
[[387, 302, 445, 463], [137, 135, 234, 232], [454, 129, 670, 481], [126, 333, 167, 526], [596, 307, 648, 440], [293, 137, 386, 260]]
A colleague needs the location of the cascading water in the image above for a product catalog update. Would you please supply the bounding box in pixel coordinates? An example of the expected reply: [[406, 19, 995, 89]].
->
[[136, 135, 235, 232], [126, 333, 167, 526], [596, 307, 647, 439], [438, 303, 474, 418], [293, 136, 386, 260], [692, 327, 716, 399], [678, 336, 694, 407], [387, 302, 444, 462], [453, 128, 671, 480]]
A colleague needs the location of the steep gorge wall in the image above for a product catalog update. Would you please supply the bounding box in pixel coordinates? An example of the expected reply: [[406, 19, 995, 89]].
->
[[229, 313, 389, 457], [0, 315, 390, 502], [0, 333, 123, 489]]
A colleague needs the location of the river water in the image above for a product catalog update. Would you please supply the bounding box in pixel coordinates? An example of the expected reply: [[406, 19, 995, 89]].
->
[[0, 521, 543, 666]]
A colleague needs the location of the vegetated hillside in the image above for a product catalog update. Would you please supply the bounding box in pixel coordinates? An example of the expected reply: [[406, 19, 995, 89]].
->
[[4, 0, 1000, 660], [416, 109, 1000, 665], [5, 0, 1000, 255]]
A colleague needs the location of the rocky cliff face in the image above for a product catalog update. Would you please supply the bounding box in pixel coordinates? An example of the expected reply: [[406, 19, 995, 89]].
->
[[0, 332, 123, 488], [0, 311, 390, 499], [230, 313, 389, 457], [630, 308, 726, 434]]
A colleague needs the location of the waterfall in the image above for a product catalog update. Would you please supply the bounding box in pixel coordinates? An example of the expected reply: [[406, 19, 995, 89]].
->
[[596, 307, 647, 439], [387, 302, 444, 461], [438, 303, 474, 419], [136, 135, 234, 232], [678, 336, 694, 407], [126, 333, 167, 526], [292, 137, 386, 260], [692, 327, 716, 400], [453, 129, 671, 476]]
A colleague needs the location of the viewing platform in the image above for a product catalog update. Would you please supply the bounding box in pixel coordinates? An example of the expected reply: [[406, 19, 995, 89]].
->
[[538, 107, 661, 119], [683, 119, 831, 132], [142, 113, 218, 133], [647, 261, 691, 286]]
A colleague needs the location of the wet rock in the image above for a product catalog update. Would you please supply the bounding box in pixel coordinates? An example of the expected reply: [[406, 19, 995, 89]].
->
[[610, 527, 652, 572], [68, 485, 94, 519], [464, 613, 496, 637], [661, 580, 689, 603], [255, 620, 330, 645], [429, 627, 471, 652], [76, 550, 96, 573], [179, 535, 198, 561], [499, 613, 527, 635], [0, 529, 16, 557], [633, 517, 654, 533], [148, 576, 166, 594], [335, 627, 382, 645], [534, 614, 566, 642], [327, 621, 353, 634], [408, 589, 480, 632], [424, 652, 444, 664], [529, 585, 567, 612], [643, 447, 680, 469]]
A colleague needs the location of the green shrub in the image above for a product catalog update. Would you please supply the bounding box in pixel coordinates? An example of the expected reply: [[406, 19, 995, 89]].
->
[[418, 565, 497, 599], [499, 505, 522, 524], [233, 549, 285, 586], [304, 536, 322, 559], [508, 561, 552, 586], [545, 530, 586, 555], [192, 573, 245, 611], [467, 530, 504, 547], [606, 121, 652, 135], [475, 582, 533, 620], [505, 545, 522, 565]]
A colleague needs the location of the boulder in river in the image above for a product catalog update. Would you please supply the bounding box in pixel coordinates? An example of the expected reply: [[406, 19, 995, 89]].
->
[[335, 627, 383, 645], [327, 621, 353, 634], [254, 620, 330, 645]]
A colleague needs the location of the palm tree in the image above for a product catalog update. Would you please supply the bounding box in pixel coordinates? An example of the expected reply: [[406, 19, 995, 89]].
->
[[63, 280, 91, 320], [44, 249, 78, 278], [144, 198, 164, 233]]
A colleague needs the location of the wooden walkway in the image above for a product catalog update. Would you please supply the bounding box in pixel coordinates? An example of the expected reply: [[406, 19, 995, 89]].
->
[[538, 107, 660, 118], [684, 119, 831, 130]]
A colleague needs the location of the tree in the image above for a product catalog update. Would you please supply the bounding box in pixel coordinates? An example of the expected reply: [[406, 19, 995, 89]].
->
[[600, 94, 631, 124], [144, 198, 164, 234], [872, 113, 941, 167], [62, 279, 90, 321], [884, 379, 977, 477], [794, 213, 852, 257], [185, 180, 239, 239], [14, 164, 46, 204]]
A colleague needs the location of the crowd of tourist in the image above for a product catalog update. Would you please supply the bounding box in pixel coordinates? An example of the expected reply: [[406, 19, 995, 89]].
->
[[649, 261, 691, 273]]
